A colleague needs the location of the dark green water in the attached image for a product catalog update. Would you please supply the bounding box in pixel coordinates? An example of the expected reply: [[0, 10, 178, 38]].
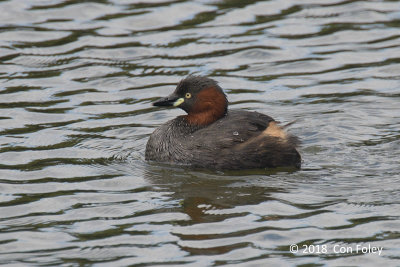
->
[[1, 0, 399, 266]]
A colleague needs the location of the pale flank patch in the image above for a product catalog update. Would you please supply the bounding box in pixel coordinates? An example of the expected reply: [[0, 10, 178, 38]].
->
[[263, 122, 287, 140]]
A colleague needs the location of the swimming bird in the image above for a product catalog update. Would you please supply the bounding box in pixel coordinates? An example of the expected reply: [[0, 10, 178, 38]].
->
[[145, 75, 301, 170]]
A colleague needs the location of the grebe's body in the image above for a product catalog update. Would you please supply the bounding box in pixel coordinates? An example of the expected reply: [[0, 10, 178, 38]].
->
[[145, 76, 301, 170]]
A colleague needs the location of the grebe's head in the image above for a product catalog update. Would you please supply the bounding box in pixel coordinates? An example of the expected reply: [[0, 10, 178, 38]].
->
[[153, 76, 228, 125]]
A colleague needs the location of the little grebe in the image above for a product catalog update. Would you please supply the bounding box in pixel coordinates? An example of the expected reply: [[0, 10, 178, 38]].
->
[[145, 76, 301, 170]]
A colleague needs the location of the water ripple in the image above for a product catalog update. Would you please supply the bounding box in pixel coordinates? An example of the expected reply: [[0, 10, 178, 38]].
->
[[1, 0, 400, 266]]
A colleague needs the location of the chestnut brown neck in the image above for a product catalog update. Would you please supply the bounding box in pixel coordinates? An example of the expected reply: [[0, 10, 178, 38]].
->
[[185, 86, 227, 126]]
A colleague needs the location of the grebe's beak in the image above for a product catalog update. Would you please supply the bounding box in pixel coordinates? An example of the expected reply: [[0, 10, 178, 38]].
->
[[153, 93, 183, 107]]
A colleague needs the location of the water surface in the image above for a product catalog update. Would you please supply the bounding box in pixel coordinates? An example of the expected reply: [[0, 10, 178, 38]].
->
[[1, 0, 400, 266]]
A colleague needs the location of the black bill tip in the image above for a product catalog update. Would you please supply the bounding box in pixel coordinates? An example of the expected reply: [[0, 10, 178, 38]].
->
[[152, 95, 179, 107]]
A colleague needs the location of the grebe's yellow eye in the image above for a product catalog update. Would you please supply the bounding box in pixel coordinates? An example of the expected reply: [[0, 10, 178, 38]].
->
[[185, 93, 192, 98]]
